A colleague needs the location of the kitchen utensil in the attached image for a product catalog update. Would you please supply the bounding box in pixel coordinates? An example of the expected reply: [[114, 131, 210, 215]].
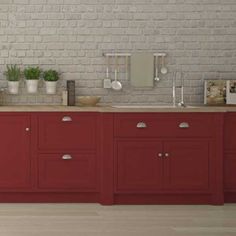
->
[[178, 72, 186, 107], [103, 56, 112, 88], [111, 56, 122, 91], [67, 80, 75, 106], [125, 56, 129, 80], [154, 56, 160, 81], [160, 55, 168, 75], [106, 56, 110, 79]]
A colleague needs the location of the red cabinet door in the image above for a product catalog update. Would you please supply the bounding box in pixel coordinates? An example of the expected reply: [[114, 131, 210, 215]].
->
[[38, 113, 97, 151], [115, 140, 163, 192], [0, 115, 31, 189], [163, 140, 210, 191], [224, 113, 236, 192], [224, 153, 236, 191], [38, 153, 97, 191]]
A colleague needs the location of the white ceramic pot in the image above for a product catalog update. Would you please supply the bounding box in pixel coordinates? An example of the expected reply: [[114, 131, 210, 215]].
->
[[26, 80, 38, 94], [45, 81, 57, 94], [8, 81, 19, 94]]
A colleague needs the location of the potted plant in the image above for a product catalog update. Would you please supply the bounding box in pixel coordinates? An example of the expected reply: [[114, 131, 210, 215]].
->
[[4, 65, 21, 94], [43, 69, 59, 94], [24, 67, 41, 93]]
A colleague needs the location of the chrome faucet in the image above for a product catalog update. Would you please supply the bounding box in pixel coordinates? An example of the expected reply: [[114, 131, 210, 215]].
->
[[172, 72, 186, 107]]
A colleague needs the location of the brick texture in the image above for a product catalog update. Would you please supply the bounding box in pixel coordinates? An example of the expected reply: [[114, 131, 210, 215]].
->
[[0, 0, 236, 105]]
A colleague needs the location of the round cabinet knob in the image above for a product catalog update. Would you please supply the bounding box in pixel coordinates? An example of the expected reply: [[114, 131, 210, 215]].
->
[[25, 128, 30, 132], [164, 153, 170, 157], [158, 153, 163, 158]]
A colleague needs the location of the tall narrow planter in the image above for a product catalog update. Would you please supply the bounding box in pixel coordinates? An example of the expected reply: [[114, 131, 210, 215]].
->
[[45, 81, 57, 95], [8, 81, 19, 94], [26, 80, 38, 94]]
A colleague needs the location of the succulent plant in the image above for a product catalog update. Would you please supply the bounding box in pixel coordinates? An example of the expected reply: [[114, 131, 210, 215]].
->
[[43, 70, 59, 82], [24, 67, 41, 80]]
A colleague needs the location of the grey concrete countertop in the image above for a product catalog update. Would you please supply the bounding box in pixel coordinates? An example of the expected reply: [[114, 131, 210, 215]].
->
[[0, 105, 236, 112]]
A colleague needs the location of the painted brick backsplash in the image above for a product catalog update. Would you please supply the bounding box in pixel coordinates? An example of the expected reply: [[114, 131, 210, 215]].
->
[[0, 0, 236, 105]]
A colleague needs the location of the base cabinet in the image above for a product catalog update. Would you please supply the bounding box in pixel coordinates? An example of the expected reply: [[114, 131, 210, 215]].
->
[[0, 111, 226, 205], [111, 112, 224, 205], [224, 113, 236, 202], [116, 140, 210, 193], [0, 115, 31, 189]]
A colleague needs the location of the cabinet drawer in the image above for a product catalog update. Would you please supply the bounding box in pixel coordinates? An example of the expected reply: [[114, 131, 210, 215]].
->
[[38, 153, 97, 191], [38, 113, 97, 151], [114, 113, 214, 138]]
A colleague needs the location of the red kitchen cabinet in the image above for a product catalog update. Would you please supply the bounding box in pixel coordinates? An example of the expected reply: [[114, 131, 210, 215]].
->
[[115, 140, 210, 193], [0, 115, 31, 189], [116, 140, 163, 192], [224, 113, 236, 202], [38, 153, 97, 191], [163, 140, 209, 191], [112, 113, 224, 205], [224, 153, 236, 192]]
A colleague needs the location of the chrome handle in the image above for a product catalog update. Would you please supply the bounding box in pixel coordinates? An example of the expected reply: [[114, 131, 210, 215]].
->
[[62, 154, 73, 160], [25, 127, 30, 132], [179, 122, 189, 129], [62, 116, 72, 122], [164, 153, 170, 158], [136, 122, 147, 129], [158, 153, 163, 158]]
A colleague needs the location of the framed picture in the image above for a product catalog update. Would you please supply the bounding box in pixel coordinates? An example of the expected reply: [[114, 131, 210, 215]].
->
[[204, 80, 226, 105], [226, 80, 236, 104]]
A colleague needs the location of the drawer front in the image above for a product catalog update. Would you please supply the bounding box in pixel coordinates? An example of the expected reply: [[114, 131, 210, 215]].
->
[[114, 113, 214, 138], [38, 113, 97, 151], [38, 153, 97, 191]]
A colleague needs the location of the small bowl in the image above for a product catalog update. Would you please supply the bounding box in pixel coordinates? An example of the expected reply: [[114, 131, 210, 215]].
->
[[76, 96, 101, 107]]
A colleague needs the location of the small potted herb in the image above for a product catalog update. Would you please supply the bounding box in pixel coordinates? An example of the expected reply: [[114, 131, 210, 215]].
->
[[24, 67, 41, 93], [43, 69, 59, 94], [4, 65, 21, 94]]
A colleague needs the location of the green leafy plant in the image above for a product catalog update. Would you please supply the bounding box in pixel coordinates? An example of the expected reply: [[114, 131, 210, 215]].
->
[[24, 67, 41, 80], [43, 70, 59, 82], [4, 65, 21, 81]]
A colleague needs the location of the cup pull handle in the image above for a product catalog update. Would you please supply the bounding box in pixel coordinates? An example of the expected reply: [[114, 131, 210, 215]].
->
[[137, 122, 147, 129], [179, 122, 190, 129], [62, 154, 73, 160], [62, 116, 72, 122]]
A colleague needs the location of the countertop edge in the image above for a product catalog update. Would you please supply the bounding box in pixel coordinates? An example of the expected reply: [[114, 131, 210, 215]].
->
[[0, 105, 236, 112]]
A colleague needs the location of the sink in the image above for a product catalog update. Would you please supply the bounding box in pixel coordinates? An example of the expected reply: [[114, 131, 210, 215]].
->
[[112, 105, 199, 109]]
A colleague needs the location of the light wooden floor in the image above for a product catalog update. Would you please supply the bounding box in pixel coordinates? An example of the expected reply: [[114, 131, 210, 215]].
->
[[0, 204, 235, 236]]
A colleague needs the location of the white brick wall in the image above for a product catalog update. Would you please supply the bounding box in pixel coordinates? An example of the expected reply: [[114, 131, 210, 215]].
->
[[0, 0, 236, 105]]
